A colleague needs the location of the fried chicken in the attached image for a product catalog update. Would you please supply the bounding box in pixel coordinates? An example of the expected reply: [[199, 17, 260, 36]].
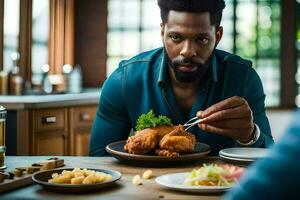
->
[[124, 128, 159, 154], [151, 125, 176, 141], [155, 149, 179, 157], [124, 125, 196, 156], [159, 125, 196, 154]]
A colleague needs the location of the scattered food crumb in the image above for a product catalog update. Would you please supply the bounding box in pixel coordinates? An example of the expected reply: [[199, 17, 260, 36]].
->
[[142, 169, 153, 179], [132, 174, 143, 186]]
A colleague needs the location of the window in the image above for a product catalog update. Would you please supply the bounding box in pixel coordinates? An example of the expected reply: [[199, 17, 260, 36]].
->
[[3, 0, 20, 72], [31, 0, 50, 85], [107, 0, 161, 76], [222, 0, 281, 107], [107, 0, 281, 107]]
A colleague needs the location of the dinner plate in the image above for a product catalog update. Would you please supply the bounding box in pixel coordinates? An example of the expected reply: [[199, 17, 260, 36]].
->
[[32, 168, 122, 193], [219, 147, 269, 160], [155, 172, 231, 193], [219, 154, 254, 162], [106, 141, 211, 167]]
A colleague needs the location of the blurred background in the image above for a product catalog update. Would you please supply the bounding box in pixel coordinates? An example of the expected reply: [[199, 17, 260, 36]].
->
[[0, 0, 299, 155]]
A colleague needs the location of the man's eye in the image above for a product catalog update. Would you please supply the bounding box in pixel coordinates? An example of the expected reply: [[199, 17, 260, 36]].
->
[[195, 38, 209, 45], [170, 35, 182, 42]]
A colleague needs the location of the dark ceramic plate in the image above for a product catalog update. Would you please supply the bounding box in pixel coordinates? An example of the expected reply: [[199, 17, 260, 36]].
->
[[106, 141, 211, 167], [32, 168, 121, 193]]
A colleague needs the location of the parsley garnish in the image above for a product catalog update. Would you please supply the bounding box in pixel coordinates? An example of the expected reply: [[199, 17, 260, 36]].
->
[[135, 110, 172, 131]]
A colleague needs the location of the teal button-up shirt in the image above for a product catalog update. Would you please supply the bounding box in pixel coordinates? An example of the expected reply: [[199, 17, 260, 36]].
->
[[90, 47, 274, 156]]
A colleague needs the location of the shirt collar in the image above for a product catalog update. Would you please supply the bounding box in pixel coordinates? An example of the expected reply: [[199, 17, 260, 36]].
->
[[157, 51, 167, 88], [157, 51, 219, 88]]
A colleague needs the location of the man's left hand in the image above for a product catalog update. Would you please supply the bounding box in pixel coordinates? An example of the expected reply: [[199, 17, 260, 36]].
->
[[196, 96, 255, 143]]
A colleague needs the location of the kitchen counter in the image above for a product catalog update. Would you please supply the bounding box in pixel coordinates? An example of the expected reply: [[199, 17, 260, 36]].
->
[[0, 88, 100, 109]]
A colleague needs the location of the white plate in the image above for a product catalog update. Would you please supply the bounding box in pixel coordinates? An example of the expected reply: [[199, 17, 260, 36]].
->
[[219, 154, 254, 162], [219, 147, 269, 160], [155, 172, 231, 193]]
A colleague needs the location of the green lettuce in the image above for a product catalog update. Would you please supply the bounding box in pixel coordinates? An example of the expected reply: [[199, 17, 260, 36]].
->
[[135, 110, 172, 131]]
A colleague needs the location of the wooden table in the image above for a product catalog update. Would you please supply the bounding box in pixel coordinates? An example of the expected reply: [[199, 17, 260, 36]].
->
[[0, 156, 239, 200]]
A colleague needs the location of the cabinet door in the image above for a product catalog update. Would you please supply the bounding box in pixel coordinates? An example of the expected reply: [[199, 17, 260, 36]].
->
[[69, 105, 97, 156], [35, 131, 68, 156], [31, 108, 68, 155]]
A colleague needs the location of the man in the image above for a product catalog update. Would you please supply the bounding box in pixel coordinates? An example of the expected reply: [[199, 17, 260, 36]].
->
[[223, 110, 300, 200], [89, 0, 274, 156]]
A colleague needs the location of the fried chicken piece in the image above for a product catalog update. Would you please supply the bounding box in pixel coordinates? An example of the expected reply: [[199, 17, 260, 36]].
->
[[151, 125, 176, 141], [159, 125, 196, 154], [124, 128, 159, 154], [155, 149, 179, 157]]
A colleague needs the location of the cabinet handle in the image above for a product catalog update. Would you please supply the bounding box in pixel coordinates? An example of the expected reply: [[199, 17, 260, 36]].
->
[[43, 116, 57, 124], [80, 113, 91, 121]]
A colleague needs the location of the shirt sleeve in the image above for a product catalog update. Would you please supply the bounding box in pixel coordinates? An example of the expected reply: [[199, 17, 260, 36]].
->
[[243, 67, 274, 147], [223, 110, 300, 200], [89, 62, 131, 156]]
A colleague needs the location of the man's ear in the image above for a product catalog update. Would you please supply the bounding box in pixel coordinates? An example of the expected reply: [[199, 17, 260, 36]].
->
[[215, 26, 223, 46], [160, 23, 165, 38]]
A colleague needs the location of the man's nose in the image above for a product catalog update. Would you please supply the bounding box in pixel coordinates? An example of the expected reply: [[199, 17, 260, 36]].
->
[[180, 40, 196, 58]]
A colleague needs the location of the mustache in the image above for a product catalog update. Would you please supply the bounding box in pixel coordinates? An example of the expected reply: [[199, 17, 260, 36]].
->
[[172, 56, 204, 66]]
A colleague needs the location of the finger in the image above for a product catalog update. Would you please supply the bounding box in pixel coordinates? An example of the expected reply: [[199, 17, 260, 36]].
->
[[198, 123, 231, 136], [196, 111, 204, 118], [199, 123, 254, 142], [201, 104, 252, 123], [200, 96, 246, 118], [204, 118, 253, 129]]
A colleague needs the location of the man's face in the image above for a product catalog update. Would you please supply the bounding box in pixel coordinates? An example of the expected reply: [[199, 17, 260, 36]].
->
[[161, 11, 223, 83]]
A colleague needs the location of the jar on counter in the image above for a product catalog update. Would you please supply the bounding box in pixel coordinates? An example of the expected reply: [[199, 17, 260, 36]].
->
[[0, 146, 5, 169], [0, 106, 6, 169], [0, 71, 8, 95]]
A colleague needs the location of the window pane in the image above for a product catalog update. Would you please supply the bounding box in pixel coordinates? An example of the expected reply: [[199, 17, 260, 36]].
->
[[234, 0, 281, 107], [3, 0, 20, 72], [236, 2, 257, 58], [121, 31, 140, 56], [107, 0, 161, 75], [256, 59, 280, 107], [107, 32, 123, 56], [31, 0, 50, 85], [141, 31, 161, 51], [218, 2, 233, 52], [108, 0, 122, 29], [142, 0, 161, 29], [122, 0, 140, 29]]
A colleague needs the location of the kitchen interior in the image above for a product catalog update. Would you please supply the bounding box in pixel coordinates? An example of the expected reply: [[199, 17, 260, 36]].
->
[[0, 0, 299, 158]]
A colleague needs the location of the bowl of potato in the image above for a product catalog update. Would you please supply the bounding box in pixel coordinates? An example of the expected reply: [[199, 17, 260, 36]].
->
[[32, 168, 122, 193]]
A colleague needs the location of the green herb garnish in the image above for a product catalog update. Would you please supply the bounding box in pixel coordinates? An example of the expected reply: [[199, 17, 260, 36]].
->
[[135, 110, 172, 131]]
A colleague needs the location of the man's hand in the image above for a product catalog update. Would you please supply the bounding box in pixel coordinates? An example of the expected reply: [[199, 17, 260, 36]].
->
[[196, 96, 255, 143]]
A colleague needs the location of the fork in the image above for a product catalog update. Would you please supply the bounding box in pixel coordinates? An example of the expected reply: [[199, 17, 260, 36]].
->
[[183, 116, 206, 131]]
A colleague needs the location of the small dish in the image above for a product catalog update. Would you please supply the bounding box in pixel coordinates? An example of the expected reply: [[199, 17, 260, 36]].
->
[[32, 168, 122, 193], [155, 172, 231, 193], [219, 147, 269, 160]]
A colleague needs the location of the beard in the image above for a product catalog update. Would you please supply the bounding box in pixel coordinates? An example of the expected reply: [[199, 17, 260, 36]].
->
[[164, 48, 214, 83]]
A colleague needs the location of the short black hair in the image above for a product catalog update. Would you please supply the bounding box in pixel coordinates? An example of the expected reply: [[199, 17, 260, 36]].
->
[[157, 0, 226, 28]]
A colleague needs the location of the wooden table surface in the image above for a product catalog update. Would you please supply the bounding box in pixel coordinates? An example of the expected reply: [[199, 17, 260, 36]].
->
[[0, 156, 243, 200]]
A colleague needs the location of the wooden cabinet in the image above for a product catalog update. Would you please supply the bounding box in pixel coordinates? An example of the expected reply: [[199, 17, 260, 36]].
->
[[30, 108, 69, 156], [69, 106, 97, 156], [26, 105, 97, 156]]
